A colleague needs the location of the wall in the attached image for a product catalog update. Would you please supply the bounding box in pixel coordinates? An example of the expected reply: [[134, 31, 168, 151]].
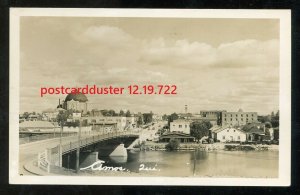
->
[[216, 128, 246, 142], [170, 121, 190, 134], [221, 112, 258, 127], [62, 126, 92, 133]]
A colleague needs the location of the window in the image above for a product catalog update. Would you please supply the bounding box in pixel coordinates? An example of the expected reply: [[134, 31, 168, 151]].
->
[[225, 118, 227, 121], [236, 114, 238, 117], [225, 114, 227, 117], [241, 118, 243, 121], [252, 114, 254, 117], [246, 114, 248, 117], [223, 136, 225, 139], [238, 136, 240, 140], [231, 118, 232, 121], [234, 130, 236, 132], [185, 125, 187, 128], [241, 114, 243, 117], [227, 130, 229, 132], [179, 125, 182, 128]]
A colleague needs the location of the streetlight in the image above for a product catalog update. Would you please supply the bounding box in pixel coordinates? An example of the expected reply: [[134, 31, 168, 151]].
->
[[57, 107, 65, 167]]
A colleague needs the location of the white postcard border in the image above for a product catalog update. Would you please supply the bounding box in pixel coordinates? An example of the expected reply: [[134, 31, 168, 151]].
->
[[9, 8, 291, 186]]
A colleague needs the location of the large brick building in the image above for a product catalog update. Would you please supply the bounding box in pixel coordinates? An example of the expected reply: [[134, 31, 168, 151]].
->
[[221, 109, 257, 127]]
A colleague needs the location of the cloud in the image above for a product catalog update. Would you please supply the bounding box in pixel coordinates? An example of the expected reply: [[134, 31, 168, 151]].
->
[[20, 24, 279, 115], [73, 25, 136, 50]]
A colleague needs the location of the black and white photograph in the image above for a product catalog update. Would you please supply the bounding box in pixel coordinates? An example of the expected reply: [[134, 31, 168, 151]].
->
[[9, 8, 291, 186]]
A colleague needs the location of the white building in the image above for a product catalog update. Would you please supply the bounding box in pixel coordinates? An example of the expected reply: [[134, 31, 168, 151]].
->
[[82, 116, 128, 131], [19, 121, 59, 132], [126, 116, 138, 129], [211, 126, 246, 142], [170, 120, 191, 134]]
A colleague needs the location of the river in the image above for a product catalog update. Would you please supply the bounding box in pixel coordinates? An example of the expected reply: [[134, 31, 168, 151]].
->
[[99, 150, 278, 177]]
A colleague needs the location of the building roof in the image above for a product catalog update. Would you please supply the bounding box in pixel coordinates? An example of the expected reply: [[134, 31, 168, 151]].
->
[[19, 121, 55, 128], [209, 125, 223, 132], [214, 127, 246, 133], [210, 126, 246, 134], [171, 119, 191, 123], [65, 93, 88, 102], [160, 132, 195, 139]]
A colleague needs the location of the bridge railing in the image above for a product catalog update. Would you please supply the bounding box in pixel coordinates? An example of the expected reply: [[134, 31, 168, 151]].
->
[[37, 149, 50, 173], [61, 130, 139, 154]]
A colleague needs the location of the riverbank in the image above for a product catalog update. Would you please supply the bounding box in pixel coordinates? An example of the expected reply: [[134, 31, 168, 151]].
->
[[139, 141, 279, 151]]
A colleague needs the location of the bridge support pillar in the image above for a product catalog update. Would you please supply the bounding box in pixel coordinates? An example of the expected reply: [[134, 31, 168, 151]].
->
[[109, 144, 128, 157], [80, 152, 99, 168]]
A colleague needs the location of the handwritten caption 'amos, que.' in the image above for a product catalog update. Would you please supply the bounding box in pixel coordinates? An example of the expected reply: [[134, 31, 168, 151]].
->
[[80, 160, 160, 172]]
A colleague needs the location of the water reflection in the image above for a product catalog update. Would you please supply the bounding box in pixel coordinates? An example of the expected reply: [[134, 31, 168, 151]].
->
[[98, 150, 278, 177], [109, 156, 128, 163]]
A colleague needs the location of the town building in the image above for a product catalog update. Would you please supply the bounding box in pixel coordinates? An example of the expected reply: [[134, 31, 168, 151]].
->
[[159, 132, 195, 143], [152, 114, 163, 121], [19, 121, 59, 132], [210, 126, 247, 142], [90, 109, 103, 117], [221, 109, 258, 127], [241, 122, 266, 141], [200, 110, 225, 125], [81, 116, 137, 131], [61, 93, 88, 114], [42, 109, 59, 122], [190, 114, 218, 126], [81, 116, 126, 131], [170, 119, 191, 134], [27, 113, 42, 121]]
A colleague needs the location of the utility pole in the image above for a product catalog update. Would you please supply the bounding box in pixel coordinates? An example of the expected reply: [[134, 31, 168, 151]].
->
[[59, 120, 63, 166], [193, 149, 196, 176], [76, 119, 82, 173]]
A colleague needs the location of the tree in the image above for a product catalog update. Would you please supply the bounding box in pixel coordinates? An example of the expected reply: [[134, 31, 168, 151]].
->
[[125, 110, 131, 117], [119, 110, 125, 116], [271, 110, 279, 128], [167, 113, 179, 127], [56, 110, 71, 125], [190, 121, 211, 142], [265, 122, 272, 128], [137, 115, 143, 127], [165, 139, 180, 151], [162, 114, 168, 121], [100, 109, 109, 116], [271, 111, 275, 118], [23, 112, 30, 119], [108, 110, 118, 116], [143, 113, 153, 124]]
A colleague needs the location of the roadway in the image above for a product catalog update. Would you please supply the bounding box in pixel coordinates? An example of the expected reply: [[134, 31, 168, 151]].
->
[[19, 132, 110, 175], [19, 122, 165, 176]]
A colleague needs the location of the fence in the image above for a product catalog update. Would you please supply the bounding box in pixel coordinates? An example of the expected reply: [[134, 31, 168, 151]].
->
[[37, 149, 50, 173], [60, 131, 139, 154]]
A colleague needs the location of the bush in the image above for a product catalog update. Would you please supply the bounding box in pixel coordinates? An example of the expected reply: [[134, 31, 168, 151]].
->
[[165, 139, 180, 151]]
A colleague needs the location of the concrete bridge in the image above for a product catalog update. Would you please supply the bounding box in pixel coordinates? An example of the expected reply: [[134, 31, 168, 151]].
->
[[21, 130, 139, 175]]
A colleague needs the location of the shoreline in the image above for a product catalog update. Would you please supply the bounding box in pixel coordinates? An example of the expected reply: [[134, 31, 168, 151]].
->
[[139, 141, 279, 151]]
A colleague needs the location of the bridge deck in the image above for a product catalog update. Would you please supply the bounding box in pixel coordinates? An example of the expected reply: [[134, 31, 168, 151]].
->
[[58, 131, 139, 155]]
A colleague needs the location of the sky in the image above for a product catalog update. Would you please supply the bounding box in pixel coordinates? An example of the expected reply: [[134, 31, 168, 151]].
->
[[20, 17, 279, 115]]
